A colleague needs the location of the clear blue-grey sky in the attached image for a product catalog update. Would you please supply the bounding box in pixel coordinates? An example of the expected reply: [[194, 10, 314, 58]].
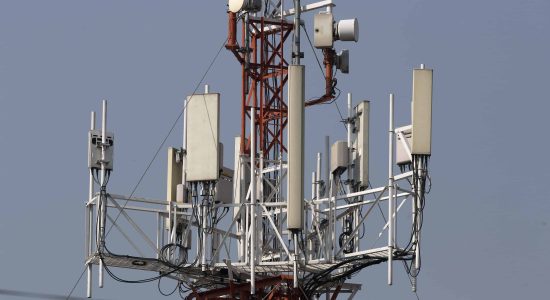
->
[[1, 1, 549, 299]]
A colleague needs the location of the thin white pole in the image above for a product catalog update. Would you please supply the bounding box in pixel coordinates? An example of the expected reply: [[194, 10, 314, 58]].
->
[[324, 136, 330, 197], [316, 153, 322, 200], [204, 84, 210, 94], [99, 100, 107, 288], [87, 110, 95, 298], [388, 94, 395, 285], [347, 93, 352, 192], [293, 233, 299, 288], [412, 182, 416, 272], [415, 160, 422, 270], [311, 170, 316, 242], [201, 186, 207, 271], [293, 0, 301, 65], [250, 107, 256, 295], [316, 153, 322, 229]]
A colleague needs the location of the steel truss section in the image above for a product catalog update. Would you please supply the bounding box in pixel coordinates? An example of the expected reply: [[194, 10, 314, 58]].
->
[[84, 167, 419, 298], [227, 14, 294, 158]]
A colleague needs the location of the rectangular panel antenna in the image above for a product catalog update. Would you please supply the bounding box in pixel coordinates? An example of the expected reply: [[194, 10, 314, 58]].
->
[[185, 93, 220, 181], [353, 101, 370, 188], [411, 68, 433, 155]]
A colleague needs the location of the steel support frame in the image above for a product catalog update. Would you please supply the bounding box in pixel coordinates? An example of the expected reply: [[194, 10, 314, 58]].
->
[[228, 16, 293, 158]]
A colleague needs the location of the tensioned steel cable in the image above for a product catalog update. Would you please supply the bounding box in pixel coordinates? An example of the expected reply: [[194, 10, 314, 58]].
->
[[65, 36, 228, 300]]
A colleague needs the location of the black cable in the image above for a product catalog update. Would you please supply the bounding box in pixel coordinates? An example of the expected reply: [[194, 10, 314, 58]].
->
[[158, 278, 179, 297]]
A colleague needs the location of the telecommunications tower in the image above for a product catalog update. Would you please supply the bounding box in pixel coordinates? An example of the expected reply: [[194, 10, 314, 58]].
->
[[82, 1, 434, 299]]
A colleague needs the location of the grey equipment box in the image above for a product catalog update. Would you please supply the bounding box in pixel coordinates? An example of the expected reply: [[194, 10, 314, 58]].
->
[[88, 130, 114, 170], [396, 126, 412, 165], [331, 140, 348, 176], [314, 13, 334, 48]]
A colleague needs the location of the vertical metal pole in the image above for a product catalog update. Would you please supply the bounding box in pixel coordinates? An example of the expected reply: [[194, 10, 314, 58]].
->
[[201, 187, 207, 271], [204, 84, 210, 94], [316, 153, 322, 200], [250, 107, 256, 295], [346, 93, 352, 191], [331, 176, 336, 261], [388, 94, 395, 285], [293, 233, 299, 288], [415, 160, 422, 271], [311, 172, 316, 200], [309, 170, 316, 260], [326, 174, 334, 261], [324, 136, 330, 197], [411, 191, 416, 269], [311, 171, 316, 236], [98, 100, 107, 288], [259, 151, 264, 257], [87, 110, 95, 298], [156, 213, 160, 259], [293, 0, 301, 65], [315, 153, 321, 227]]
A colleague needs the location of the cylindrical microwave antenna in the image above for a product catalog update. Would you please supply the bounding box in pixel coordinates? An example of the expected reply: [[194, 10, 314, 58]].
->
[[228, 0, 262, 13], [337, 18, 359, 42]]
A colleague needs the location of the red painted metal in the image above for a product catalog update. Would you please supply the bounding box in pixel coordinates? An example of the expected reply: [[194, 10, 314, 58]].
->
[[186, 275, 304, 300], [226, 15, 294, 158], [305, 48, 336, 106]]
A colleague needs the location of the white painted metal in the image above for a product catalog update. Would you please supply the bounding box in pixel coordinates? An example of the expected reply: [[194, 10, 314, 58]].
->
[[411, 67, 433, 155], [185, 93, 220, 181], [228, 0, 262, 13], [396, 126, 412, 165], [287, 64, 305, 230], [81, 51, 433, 300], [279, 0, 334, 17], [325, 135, 330, 197], [354, 101, 370, 188], [314, 13, 334, 48], [293, 233, 299, 288], [336, 19, 359, 42], [347, 93, 352, 189], [86, 110, 95, 299], [388, 93, 394, 285], [99, 99, 107, 289], [331, 140, 348, 174], [250, 106, 256, 295], [293, 0, 302, 65]]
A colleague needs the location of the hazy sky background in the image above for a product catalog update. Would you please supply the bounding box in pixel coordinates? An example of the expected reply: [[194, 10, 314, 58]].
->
[[1, 0, 549, 299]]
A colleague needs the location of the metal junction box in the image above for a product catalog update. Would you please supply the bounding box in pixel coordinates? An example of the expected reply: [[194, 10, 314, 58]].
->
[[88, 130, 114, 170], [331, 140, 348, 175], [185, 93, 220, 182], [314, 13, 334, 48], [396, 126, 412, 165], [166, 147, 183, 203], [215, 169, 233, 204]]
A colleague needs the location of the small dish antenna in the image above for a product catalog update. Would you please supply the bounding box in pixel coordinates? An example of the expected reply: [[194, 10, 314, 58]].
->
[[228, 0, 262, 13]]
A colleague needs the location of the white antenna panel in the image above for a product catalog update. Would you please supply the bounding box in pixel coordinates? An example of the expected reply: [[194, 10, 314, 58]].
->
[[411, 68, 433, 155], [185, 93, 220, 181], [353, 101, 370, 188]]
